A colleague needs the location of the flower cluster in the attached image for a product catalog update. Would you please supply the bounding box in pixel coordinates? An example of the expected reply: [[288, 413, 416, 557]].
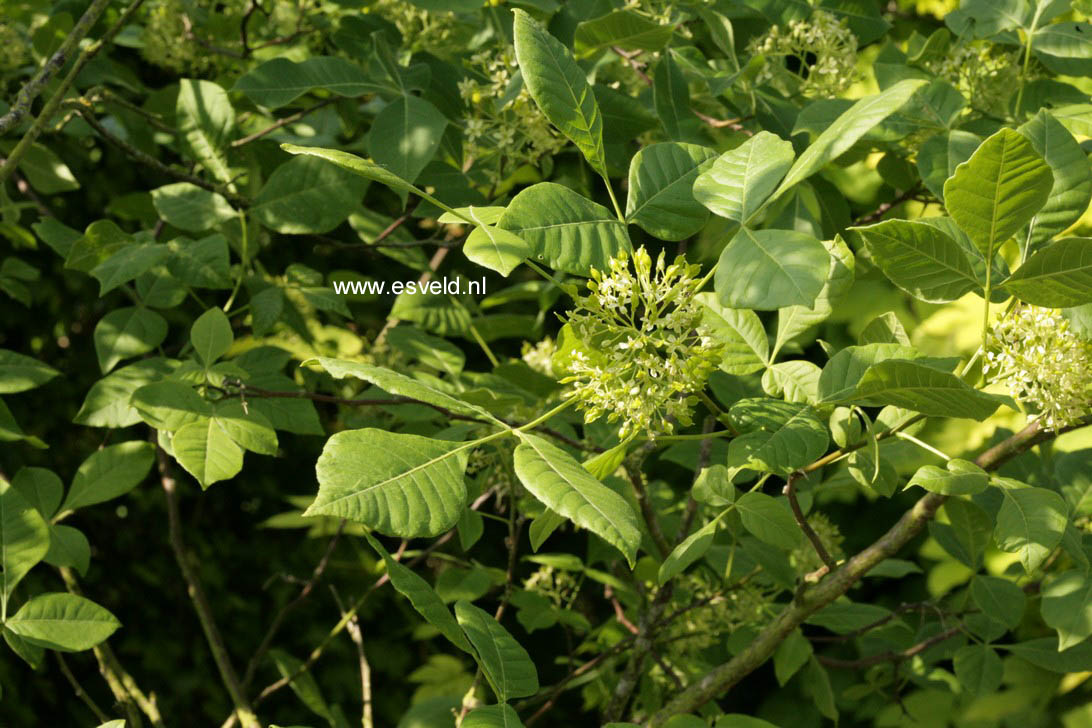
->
[[984, 305, 1092, 431], [747, 10, 860, 98], [0, 23, 28, 72], [561, 248, 721, 440], [660, 573, 777, 654], [141, 0, 213, 74], [522, 565, 580, 607], [925, 42, 1024, 115], [457, 45, 567, 183], [368, 0, 461, 56], [521, 337, 556, 377]]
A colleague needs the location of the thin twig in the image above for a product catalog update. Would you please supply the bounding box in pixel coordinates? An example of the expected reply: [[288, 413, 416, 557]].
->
[[231, 97, 338, 147], [817, 624, 963, 669], [56, 653, 111, 723], [852, 183, 923, 226], [784, 471, 837, 575]]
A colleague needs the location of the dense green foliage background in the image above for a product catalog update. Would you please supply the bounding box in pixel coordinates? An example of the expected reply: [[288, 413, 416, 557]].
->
[[2, 0, 1092, 727]]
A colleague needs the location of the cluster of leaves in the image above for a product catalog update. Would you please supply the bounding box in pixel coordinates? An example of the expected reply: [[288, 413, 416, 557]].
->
[[2, 0, 1092, 727]]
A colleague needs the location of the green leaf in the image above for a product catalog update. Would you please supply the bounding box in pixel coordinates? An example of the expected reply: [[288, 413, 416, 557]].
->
[[1004, 637, 1092, 672], [253, 155, 369, 234], [653, 50, 690, 141], [43, 524, 91, 577], [693, 131, 795, 225], [696, 293, 769, 375], [818, 343, 934, 403], [512, 433, 641, 566], [918, 129, 982, 200], [945, 0, 1027, 37], [772, 79, 926, 201], [0, 349, 59, 394], [714, 228, 830, 310], [906, 458, 989, 495], [625, 142, 717, 241], [151, 183, 236, 233], [954, 644, 1003, 695], [11, 467, 62, 519], [931, 498, 992, 569], [772, 233, 853, 358], [774, 628, 813, 686], [658, 519, 717, 585], [847, 220, 981, 303], [308, 429, 469, 538], [995, 484, 1069, 572], [6, 593, 120, 652], [944, 128, 1054, 260], [1018, 111, 1092, 247], [62, 440, 155, 511], [735, 492, 801, 550], [233, 56, 383, 108], [497, 182, 631, 277], [172, 418, 244, 488], [1033, 22, 1092, 76], [859, 312, 910, 346], [212, 401, 278, 455], [307, 357, 499, 422], [131, 381, 213, 431], [368, 95, 448, 186], [462, 704, 526, 728], [843, 359, 1004, 420], [94, 307, 168, 374], [726, 401, 828, 475], [387, 326, 465, 376], [191, 307, 233, 366], [463, 208, 531, 277], [167, 234, 232, 289], [513, 9, 607, 176], [0, 477, 50, 602], [90, 244, 169, 296], [714, 717, 779, 728], [363, 532, 472, 654], [75, 359, 175, 428], [1041, 570, 1092, 650], [971, 575, 1026, 629], [176, 79, 234, 184], [18, 142, 79, 193], [67, 220, 132, 274], [574, 10, 672, 57], [268, 648, 334, 724], [1004, 238, 1092, 307], [455, 600, 538, 701]]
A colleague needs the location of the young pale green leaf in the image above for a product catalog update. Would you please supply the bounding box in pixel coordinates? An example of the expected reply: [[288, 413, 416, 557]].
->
[[307, 357, 500, 422], [954, 645, 1003, 695], [6, 593, 120, 652], [625, 142, 717, 241], [462, 704, 526, 728], [772, 79, 926, 202], [151, 183, 237, 233], [658, 519, 718, 585], [455, 600, 539, 701], [1019, 111, 1092, 246], [944, 128, 1054, 260], [463, 208, 531, 277], [0, 349, 59, 394], [1041, 570, 1092, 650], [761, 360, 821, 405], [213, 402, 278, 455], [859, 312, 911, 346], [735, 492, 801, 550], [528, 509, 566, 552], [309, 429, 469, 538], [363, 532, 472, 654], [90, 244, 169, 296], [653, 50, 690, 141], [693, 131, 795, 224], [62, 440, 155, 511], [368, 95, 448, 186], [846, 359, 1004, 420], [43, 524, 90, 577], [693, 464, 735, 506], [233, 56, 383, 108], [971, 575, 1026, 629], [512, 9, 607, 176], [726, 403, 828, 475], [714, 228, 830, 310], [498, 182, 631, 277], [253, 155, 370, 235], [172, 418, 245, 489], [191, 307, 233, 366], [0, 478, 50, 602], [512, 433, 641, 566], [696, 293, 769, 375], [847, 220, 980, 303], [905, 458, 988, 495], [94, 307, 168, 374], [176, 79, 234, 184], [995, 483, 1069, 573], [131, 381, 213, 431], [11, 468, 62, 519], [573, 10, 673, 57], [1004, 238, 1092, 307]]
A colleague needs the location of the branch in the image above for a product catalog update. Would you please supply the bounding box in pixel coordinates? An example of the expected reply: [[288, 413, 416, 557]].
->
[[0, 0, 112, 135], [643, 417, 1086, 727], [56, 653, 111, 724], [157, 448, 261, 728], [817, 624, 963, 669], [0, 0, 145, 186], [784, 472, 837, 574], [231, 97, 338, 147], [851, 183, 923, 226]]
